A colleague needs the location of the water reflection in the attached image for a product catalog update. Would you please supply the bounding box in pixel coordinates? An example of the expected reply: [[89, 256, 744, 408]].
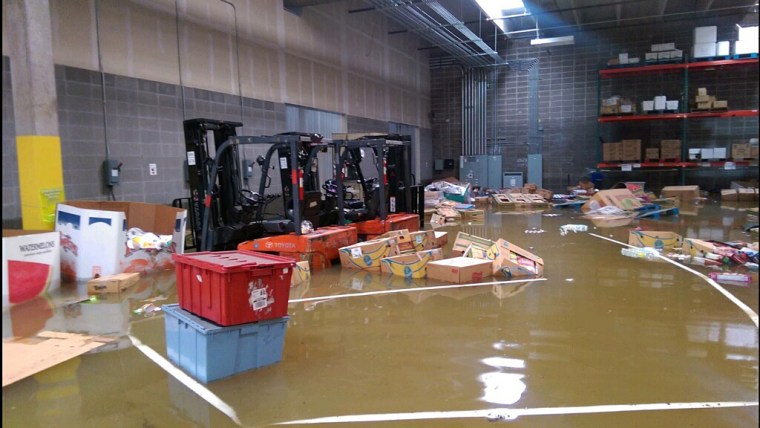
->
[[479, 356, 527, 405]]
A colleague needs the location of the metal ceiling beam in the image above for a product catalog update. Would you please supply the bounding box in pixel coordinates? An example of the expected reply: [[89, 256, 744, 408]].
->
[[616, 3, 622, 25], [657, 0, 669, 18], [505, 3, 757, 35], [367, 0, 504, 67], [570, 0, 583, 26], [697, 0, 716, 12]]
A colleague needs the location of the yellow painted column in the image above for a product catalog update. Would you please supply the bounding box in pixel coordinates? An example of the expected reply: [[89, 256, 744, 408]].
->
[[16, 136, 65, 230], [7, 0, 65, 230]]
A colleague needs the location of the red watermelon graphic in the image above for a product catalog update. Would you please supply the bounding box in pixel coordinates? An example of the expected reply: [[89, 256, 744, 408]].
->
[[8, 259, 53, 304]]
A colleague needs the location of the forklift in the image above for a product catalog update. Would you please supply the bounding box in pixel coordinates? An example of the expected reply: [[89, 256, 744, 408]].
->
[[183, 119, 357, 260], [236, 134, 357, 270], [333, 135, 421, 240]]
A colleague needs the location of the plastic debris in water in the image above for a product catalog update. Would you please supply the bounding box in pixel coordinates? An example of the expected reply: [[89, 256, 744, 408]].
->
[[524, 228, 545, 234], [559, 224, 588, 236], [542, 213, 561, 217], [708, 272, 752, 284], [620, 247, 660, 261], [133, 303, 162, 316]]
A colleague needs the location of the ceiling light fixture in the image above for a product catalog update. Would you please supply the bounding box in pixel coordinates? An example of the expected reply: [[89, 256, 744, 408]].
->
[[530, 35, 575, 47]]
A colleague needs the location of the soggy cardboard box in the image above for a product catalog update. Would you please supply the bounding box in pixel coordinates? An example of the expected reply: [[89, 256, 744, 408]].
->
[[380, 248, 444, 279], [581, 188, 643, 213], [738, 188, 759, 201], [721, 189, 740, 201], [483, 239, 544, 278], [682, 238, 732, 257], [291, 261, 311, 286], [338, 238, 399, 271], [660, 185, 700, 202], [426, 257, 493, 284], [2, 230, 61, 307], [628, 231, 682, 251], [86, 272, 140, 295], [56, 201, 186, 281], [409, 229, 437, 251], [433, 231, 448, 248], [376, 229, 416, 253], [451, 232, 495, 257]]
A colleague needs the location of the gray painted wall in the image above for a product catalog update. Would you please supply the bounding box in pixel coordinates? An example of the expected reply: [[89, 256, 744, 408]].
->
[[2, 56, 433, 226]]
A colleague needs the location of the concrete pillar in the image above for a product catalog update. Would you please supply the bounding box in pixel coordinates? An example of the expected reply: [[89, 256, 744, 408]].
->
[[5, 0, 65, 230]]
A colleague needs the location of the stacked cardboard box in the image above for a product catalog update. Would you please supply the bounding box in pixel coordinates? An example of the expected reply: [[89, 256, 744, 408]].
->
[[735, 25, 759, 55], [603, 142, 622, 161], [644, 43, 683, 63], [693, 87, 727, 110], [641, 95, 678, 113], [621, 139, 642, 161], [644, 147, 660, 161], [601, 97, 637, 115], [660, 139, 681, 160], [693, 26, 717, 58]]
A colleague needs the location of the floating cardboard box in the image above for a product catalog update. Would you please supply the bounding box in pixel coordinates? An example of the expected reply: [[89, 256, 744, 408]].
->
[[56, 201, 187, 281], [628, 231, 682, 251], [581, 188, 643, 213], [738, 188, 759, 201], [380, 248, 444, 279], [433, 231, 448, 248], [86, 272, 140, 294], [661, 185, 700, 202], [2, 230, 61, 307], [376, 229, 416, 253], [338, 238, 399, 271], [481, 238, 544, 278], [426, 257, 493, 284], [451, 232, 495, 257], [721, 189, 740, 201], [291, 261, 311, 286]]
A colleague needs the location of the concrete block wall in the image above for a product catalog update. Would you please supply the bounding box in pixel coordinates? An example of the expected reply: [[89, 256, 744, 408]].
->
[[430, 18, 758, 192]]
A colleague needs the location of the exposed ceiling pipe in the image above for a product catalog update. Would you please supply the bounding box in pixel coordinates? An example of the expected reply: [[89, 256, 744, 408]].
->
[[367, 0, 504, 67]]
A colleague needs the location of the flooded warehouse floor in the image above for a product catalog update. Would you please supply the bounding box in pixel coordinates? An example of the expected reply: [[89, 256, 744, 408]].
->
[[2, 200, 759, 427]]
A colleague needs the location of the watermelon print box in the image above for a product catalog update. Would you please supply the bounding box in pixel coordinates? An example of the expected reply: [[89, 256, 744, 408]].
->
[[55, 201, 187, 281], [2, 230, 61, 308]]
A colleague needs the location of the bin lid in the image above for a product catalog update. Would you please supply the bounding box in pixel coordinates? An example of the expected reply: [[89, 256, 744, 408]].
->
[[172, 251, 295, 272]]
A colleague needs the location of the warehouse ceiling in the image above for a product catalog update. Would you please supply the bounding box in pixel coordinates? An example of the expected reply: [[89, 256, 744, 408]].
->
[[287, 0, 758, 67]]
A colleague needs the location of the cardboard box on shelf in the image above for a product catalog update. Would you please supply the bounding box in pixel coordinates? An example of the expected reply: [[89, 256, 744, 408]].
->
[[2, 230, 61, 307], [380, 248, 444, 279], [688, 148, 702, 160], [338, 238, 400, 271], [645, 148, 660, 160], [603, 142, 622, 161], [751, 145, 759, 159], [665, 100, 679, 110], [654, 96, 667, 110], [86, 272, 140, 295], [618, 53, 629, 64], [660, 139, 682, 159], [55, 201, 186, 281], [738, 188, 759, 201], [645, 52, 658, 61], [712, 100, 728, 109], [661, 185, 701, 201], [696, 101, 712, 110], [694, 26, 717, 43], [426, 257, 493, 284], [581, 188, 643, 213], [700, 148, 715, 160], [695, 94, 711, 102], [716, 41, 730, 56], [738, 25, 759, 42], [697, 88, 708, 96], [622, 139, 642, 161], [732, 143, 751, 159], [600, 105, 619, 115], [693, 42, 717, 58], [713, 147, 727, 159], [735, 39, 759, 55], [628, 231, 683, 251], [657, 51, 671, 60], [642, 100, 654, 111]]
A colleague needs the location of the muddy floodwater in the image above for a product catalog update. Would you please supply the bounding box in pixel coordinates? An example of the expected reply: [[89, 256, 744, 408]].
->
[[3, 200, 758, 427]]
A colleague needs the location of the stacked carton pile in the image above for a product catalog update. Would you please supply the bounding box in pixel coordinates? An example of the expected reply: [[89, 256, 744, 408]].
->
[[644, 42, 683, 63], [693, 87, 727, 111], [601, 96, 637, 115]]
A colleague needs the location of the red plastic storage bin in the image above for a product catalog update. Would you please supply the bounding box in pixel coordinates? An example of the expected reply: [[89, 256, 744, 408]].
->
[[173, 251, 295, 326]]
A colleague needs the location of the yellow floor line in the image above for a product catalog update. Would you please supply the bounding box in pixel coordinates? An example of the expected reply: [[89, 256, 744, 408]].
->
[[589, 232, 759, 328]]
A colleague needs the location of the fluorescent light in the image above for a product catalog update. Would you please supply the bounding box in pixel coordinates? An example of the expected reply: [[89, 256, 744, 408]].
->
[[475, 0, 525, 32], [530, 35, 575, 47]]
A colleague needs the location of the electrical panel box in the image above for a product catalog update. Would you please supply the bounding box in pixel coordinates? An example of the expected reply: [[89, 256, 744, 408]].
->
[[459, 155, 502, 189], [242, 159, 253, 179], [103, 159, 120, 186]]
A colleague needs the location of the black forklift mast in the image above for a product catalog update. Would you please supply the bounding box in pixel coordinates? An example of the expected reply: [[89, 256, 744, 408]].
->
[[333, 138, 387, 226], [183, 118, 247, 251]]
